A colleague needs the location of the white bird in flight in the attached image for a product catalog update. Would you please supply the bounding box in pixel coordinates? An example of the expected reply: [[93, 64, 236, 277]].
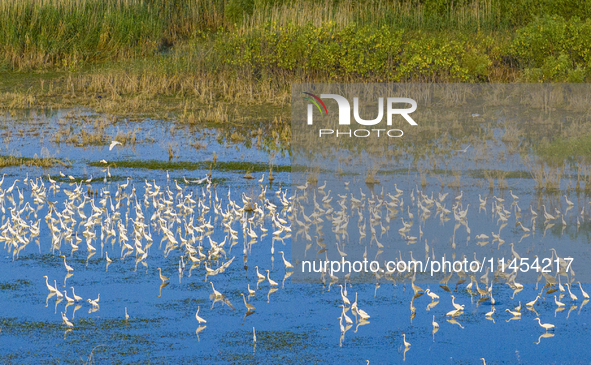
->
[[456, 145, 471, 153], [109, 141, 122, 150]]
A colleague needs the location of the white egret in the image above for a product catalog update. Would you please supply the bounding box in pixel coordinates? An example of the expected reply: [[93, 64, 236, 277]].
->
[[425, 289, 439, 301], [567, 284, 578, 301], [254, 266, 266, 281], [278, 251, 294, 270], [526, 296, 540, 307], [505, 309, 521, 317], [109, 140, 122, 150], [210, 282, 223, 298], [247, 284, 256, 296], [195, 306, 207, 324], [240, 293, 256, 311], [265, 270, 278, 286], [60, 255, 74, 272], [338, 285, 351, 306], [432, 315, 439, 329], [157, 267, 169, 282], [70, 287, 82, 302], [402, 334, 411, 349], [554, 295, 565, 307], [43, 276, 57, 293], [577, 282, 590, 299], [534, 318, 555, 332]]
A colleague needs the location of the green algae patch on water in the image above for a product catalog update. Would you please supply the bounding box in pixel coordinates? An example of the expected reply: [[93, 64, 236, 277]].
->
[[88, 159, 290, 173]]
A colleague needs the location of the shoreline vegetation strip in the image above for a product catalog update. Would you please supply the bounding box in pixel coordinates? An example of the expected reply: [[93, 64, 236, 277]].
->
[[0, 0, 590, 110]]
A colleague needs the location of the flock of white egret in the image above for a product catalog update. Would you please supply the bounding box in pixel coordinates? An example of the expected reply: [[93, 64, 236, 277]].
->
[[1, 161, 590, 362], [0, 168, 296, 340], [291, 178, 591, 357]]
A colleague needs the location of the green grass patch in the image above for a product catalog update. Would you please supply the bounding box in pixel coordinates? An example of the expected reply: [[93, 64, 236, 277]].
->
[[534, 134, 591, 165], [88, 160, 290, 173], [465, 169, 531, 179]]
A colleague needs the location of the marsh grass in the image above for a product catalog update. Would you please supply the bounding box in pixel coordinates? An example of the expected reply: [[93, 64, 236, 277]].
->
[[114, 129, 140, 146], [49, 113, 149, 147], [178, 103, 237, 125], [307, 173, 319, 185], [496, 170, 509, 189], [0, 0, 225, 69], [417, 166, 428, 187], [483, 169, 495, 189], [0, 154, 67, 168], [448, 168, 462, 188], [575, 164, 591, 192], [435, 174, 446, 188], [365, 165, 380, 185], [523, 156, 564, 191]]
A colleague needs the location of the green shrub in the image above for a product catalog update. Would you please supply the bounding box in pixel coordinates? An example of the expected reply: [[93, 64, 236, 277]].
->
[[511, 16, 591, 67], [510, 16, 591, 81], [216, 22, 495, 82]]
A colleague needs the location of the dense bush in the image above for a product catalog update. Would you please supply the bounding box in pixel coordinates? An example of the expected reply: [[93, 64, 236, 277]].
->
[[216, 22, 496, 81], [510, 16, 591, 81]]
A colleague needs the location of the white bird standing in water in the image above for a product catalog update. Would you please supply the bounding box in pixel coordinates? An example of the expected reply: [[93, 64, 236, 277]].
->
[[61, 312, 74, 328], [278, 251, 294, 270], [425, 289, 439, 301], [157, 268, 169, 282], [43, 276, 57, 293], [554, 295, 565, 308], [402, 333, 411, 349], [534, 318, 555, 332], [70, 287, 82, 302], [54, 281, 63, 298], [210, 282, 223, 298], [567, 283, 578, 301], [61, 255, 74, 272], [87, 294, 100, 308], [63, 290, 75, 303], [247, 284, 256, 296], [265, 270, 278, 286], [254, 266, 266, 281], [240, 293, 256, 311], [577, 282, 590, 299], [195, 306, 207, 324]]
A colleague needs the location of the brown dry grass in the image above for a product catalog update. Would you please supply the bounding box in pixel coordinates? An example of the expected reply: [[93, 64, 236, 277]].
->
[[0, 154, 67, 168]]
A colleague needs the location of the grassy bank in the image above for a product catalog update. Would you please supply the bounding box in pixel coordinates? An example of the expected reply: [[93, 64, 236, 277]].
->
[[1, 0, 590, 122]]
